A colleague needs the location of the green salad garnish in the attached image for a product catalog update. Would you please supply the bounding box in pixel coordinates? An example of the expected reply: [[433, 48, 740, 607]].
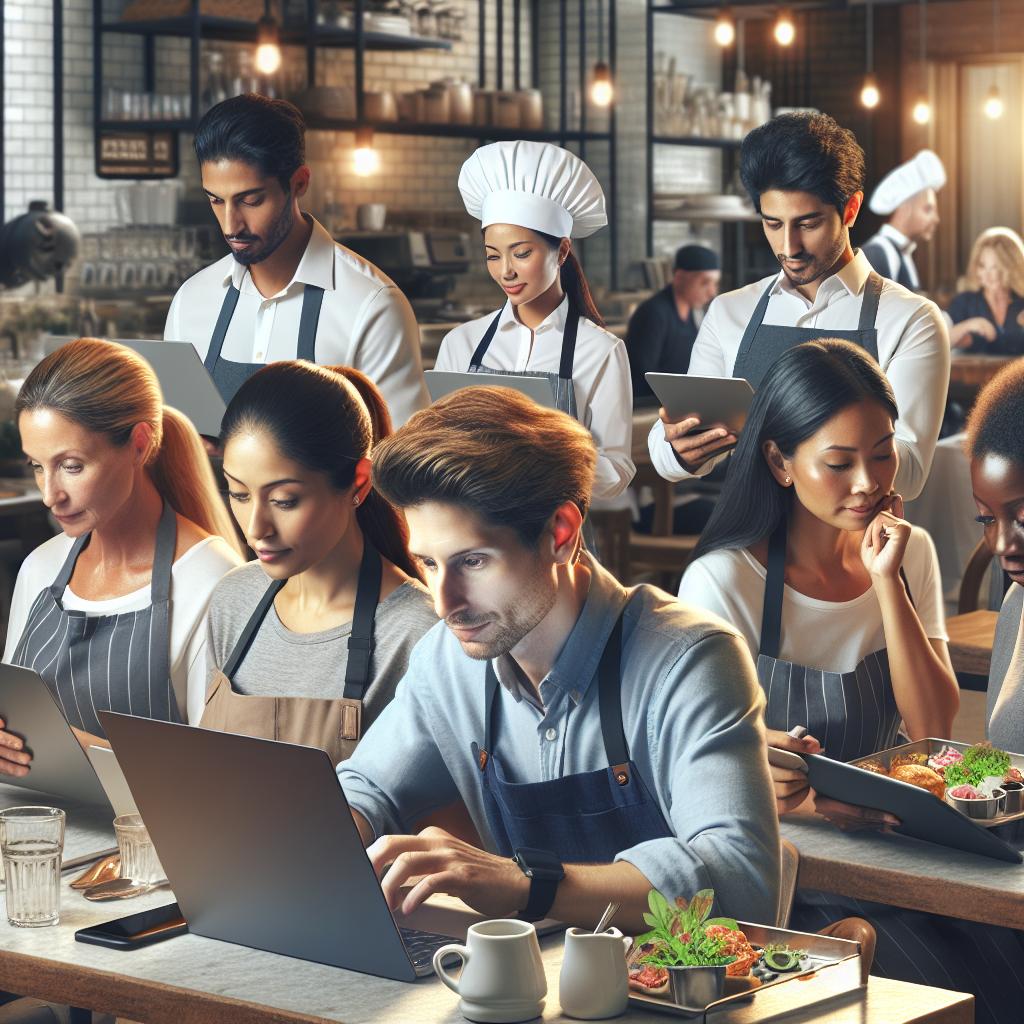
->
[[943, 743, 1011, 788]]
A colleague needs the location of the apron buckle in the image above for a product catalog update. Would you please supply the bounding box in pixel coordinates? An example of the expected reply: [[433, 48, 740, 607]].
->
[[612, 763, 630, 786]]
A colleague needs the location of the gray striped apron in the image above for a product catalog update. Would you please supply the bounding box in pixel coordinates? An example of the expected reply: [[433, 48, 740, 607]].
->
[[733, 271, 883, 389], [756, 519, 901, 762], [763, 523, 1024, 1019], [9, 501, 181, 737]]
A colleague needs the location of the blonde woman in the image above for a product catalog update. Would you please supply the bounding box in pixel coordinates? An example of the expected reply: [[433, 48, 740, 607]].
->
[[948, 227, 1024, 354], [0, 339, 244, 773]]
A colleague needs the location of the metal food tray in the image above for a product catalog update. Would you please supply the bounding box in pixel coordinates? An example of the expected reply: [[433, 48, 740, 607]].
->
[[851, 738, 1024, 828], [627, 921, 862, 1018]]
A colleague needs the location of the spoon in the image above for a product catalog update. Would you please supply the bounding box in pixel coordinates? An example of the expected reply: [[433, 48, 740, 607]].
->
[[70, 854, 121, 890], [593, 901, 620, 934], [83, 878, 170, 902]]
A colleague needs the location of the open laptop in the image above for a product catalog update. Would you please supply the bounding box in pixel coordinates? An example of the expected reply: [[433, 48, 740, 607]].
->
[[0, 665, 112, 809], [43, 337, 226, 438], [100, 712, 492, 981], [425, 369, 556, 409]]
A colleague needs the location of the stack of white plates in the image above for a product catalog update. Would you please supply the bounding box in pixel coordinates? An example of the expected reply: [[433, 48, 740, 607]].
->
[[366, 13, 413, 35]]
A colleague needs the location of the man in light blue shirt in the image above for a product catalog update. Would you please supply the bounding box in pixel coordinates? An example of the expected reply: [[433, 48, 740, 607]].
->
[[339, 386, 780, 933]]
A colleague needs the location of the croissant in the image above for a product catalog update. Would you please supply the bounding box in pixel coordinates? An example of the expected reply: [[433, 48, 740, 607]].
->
[[889, 763, 945, 798]]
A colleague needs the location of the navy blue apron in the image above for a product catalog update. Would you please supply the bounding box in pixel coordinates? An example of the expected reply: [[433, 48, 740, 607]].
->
[[472, 613, 672, 862], [205, 280, 325, 403], [733, 271, 883, 389]]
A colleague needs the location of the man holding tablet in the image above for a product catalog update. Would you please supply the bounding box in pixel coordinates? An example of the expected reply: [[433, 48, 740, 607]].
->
[[647, 113, 948, 501], [338, 387, 780, 932]]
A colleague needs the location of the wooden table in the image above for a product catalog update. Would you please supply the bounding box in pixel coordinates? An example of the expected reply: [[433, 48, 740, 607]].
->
[[0, 882, 973, 1024], [782, 813, 1024, 930], [948, 354, 1016, 405], [946, 609, 999, 677]]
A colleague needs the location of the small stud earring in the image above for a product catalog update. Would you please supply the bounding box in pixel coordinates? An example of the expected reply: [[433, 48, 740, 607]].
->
[[353, 496, 360, 507], [784, 476, 791, 485]]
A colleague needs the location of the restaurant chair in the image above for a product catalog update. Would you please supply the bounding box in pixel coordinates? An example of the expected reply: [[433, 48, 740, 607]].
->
[[947, 537, 1000, 682]]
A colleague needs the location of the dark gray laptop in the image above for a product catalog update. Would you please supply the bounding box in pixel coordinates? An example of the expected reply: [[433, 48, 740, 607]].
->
[[43, 337, 226, 438], [0, 664, 111, 808], [425, 369, 556, 409], [100, 712, 473, 981]]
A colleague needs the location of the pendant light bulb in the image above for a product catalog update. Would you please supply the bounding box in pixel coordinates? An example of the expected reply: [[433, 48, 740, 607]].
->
[[353, 127, 380, 177], [714, 10, 736, 47], [255, 14, 282, 75], [774, 10, 796, 46], [860, 75, 880, 109], [912, 98, 932, 125], [590, 62, 614, 107], [983, 84, 1004, 120]]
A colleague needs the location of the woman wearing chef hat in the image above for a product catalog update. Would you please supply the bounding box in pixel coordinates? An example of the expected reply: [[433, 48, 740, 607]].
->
[[434, 141, 634, 500]]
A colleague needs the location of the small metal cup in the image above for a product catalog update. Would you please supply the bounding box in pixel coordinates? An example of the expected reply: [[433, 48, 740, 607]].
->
[[948, 787, 1006, 819], [1002, 781, 1024, 813], [667, 964, 726, 1008]]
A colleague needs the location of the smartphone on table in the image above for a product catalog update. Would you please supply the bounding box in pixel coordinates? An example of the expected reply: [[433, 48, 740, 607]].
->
[[75, 902, 187, 950]]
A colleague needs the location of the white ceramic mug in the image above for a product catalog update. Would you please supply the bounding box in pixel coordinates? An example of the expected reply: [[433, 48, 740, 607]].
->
[[559, 927, 630, 1020], [432, 919, 547, 1023]]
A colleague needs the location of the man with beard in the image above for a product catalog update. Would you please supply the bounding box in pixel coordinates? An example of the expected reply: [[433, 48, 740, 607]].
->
[[163, 94, 428, 423], [337, 387, 780, 932], [647, 113, 949, 501]]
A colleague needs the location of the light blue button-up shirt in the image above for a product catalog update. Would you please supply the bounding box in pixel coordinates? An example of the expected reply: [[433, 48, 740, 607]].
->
[[338, 558, 781, 923]]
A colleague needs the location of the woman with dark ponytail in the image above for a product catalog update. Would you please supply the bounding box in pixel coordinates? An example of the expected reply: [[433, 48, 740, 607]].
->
[[434, 140, 634, 500], [200, 361, 437, 764]]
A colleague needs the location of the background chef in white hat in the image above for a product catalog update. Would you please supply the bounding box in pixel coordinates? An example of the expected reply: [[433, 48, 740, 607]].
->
[[861, 150, 946, 292], [434, 140, 634, 500]]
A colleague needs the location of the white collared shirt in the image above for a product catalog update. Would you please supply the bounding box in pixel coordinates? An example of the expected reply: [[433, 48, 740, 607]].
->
[[865, 223, 920, 290], [163, 216, 429, 426], [647, 250, 949, 500], [435, 297, 635, 499]]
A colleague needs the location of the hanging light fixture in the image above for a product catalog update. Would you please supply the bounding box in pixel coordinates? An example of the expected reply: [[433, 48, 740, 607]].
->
[[774, 9, 796, 46], [255, 0, 282, 76], [860, 3, 880, 108], [912, 0, 932, 125], [353, 127, 380, 176], [590, 0, 614, 107], [984, 0, 1004, 119], [714, 6, 736, 47]]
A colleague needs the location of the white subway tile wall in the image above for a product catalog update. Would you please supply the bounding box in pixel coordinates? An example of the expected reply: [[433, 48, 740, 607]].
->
[[2, 0, 719, 296]]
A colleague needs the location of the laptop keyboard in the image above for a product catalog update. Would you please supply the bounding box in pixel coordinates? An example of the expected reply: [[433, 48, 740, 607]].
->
[[400, 926, 462, 976]]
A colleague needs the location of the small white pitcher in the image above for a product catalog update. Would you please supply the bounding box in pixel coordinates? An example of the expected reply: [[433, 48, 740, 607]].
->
[[432, 919, 547, 1023], [558, 927, 631, 1020]]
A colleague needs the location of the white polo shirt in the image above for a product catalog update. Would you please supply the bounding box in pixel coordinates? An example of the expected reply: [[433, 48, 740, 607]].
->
[[435, 297, 635, 499], [647, 250, 950, 500], [163, 216, 429, 426]]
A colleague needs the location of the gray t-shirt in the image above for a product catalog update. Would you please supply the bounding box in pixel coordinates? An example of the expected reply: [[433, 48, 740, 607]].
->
[[987, 583, 1024, 752], [204, 561, 438, 733]]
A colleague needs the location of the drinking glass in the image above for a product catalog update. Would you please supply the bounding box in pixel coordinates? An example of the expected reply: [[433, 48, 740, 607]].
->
[[0, 807, 65, 927], [114, 814, 164, 885]]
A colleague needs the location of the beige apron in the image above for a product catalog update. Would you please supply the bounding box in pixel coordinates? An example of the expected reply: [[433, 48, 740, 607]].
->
[[200, 545, 382, 765]]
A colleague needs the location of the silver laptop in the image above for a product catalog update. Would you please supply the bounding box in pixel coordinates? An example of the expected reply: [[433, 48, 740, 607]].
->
[[0, 664, 111, 808], [425, 369, 556, 409], [43, 337, 226, 438], [86, 745, 138, 818], [100, 712, 479, 981]]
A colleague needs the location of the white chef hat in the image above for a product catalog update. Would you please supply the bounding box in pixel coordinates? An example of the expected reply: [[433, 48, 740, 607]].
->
[[869, 150, 947, 215], [458, 140, 607, 239]]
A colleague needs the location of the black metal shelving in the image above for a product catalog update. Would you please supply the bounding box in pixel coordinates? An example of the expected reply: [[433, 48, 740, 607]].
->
[[92, 0, 620, 287]]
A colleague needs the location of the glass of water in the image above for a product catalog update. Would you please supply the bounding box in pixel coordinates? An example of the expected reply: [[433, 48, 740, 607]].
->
[[113, 815, 164, 885], [0, 806, 65, 928]]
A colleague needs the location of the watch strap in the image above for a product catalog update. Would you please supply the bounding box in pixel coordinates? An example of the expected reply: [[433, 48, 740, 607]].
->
[[520, 873, 560, 922]]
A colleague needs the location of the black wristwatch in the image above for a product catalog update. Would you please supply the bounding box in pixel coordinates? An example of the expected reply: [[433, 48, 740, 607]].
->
[[513, 847, 565, 922]]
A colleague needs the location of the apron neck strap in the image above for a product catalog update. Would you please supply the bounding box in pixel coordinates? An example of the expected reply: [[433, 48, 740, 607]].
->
[[49, 500, 178, 603], [478, 609, 628, 770], [732, 280, 775, 378], [206, 283, 242, 373], [342, 542, 383, 700], [469, 300, 579, 383], [223, 577, 287, 679], [759, 517, 788, 660], [297, 285, 325, 363], [858, 272, 883, 331]]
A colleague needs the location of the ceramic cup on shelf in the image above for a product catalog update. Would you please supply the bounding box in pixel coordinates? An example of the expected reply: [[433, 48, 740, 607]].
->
[[518, 89, 544, 131], [559, 927, 630, 1020], [447, 80, 474, 125], [363, 90, 397, 123], [432, 919, 547, 1023], [494, 91, 522, 130], [356, 204, 387, 232], [473, 90, 494, 126]]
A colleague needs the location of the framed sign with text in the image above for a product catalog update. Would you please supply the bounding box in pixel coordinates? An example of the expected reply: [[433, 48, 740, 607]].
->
[[96, 131, 179, 180]]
